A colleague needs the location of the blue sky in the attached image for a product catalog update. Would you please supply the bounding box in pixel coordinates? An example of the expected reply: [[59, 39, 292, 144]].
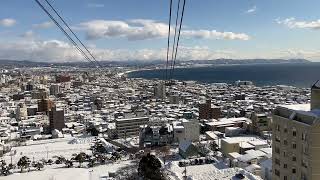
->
[[1, 0, 320, 61]]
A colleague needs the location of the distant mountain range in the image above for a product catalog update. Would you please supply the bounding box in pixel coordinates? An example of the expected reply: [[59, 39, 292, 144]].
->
[[0, 58, 311, 68], [185, 58, 310, 65]]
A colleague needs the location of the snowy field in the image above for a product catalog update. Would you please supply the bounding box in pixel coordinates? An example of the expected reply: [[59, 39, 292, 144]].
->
[[2, 160, 135, 180], [2, 136, 95, 164]]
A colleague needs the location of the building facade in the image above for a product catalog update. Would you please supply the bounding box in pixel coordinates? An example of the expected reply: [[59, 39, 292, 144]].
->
[[272, 85, 320, 180], [116, 116, 149, 138], [199, 99, 221, 120], [49, 107, 65, 132], [38, 98, 54, 113]]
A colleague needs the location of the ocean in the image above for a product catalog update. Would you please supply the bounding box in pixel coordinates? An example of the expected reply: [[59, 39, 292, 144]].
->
[[127, 63, 320, 87]]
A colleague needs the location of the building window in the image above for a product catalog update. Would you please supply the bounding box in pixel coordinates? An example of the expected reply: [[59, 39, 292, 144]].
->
[[283, 139, 288, 145], [275, 135, 281, 142], [276, 124, 280, 131], [275, 147, 280, 154], [283, 163, 287, 168], [292, 143, 297, 149], [275, 158, 280, 165], [284, 176, 287, 180], [293, 128, 297, 137], [283, 151, 287, 157], [275, 169, 280, 177], [292, 156, 296, 162], [292, 168, 296, 174], [284, 126, 288, 133]]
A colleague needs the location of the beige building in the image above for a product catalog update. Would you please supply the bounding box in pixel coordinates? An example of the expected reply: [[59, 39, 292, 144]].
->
[[250, 112, 272, 134], [116, 116, 149, 138], [272, 85, 320, 180]]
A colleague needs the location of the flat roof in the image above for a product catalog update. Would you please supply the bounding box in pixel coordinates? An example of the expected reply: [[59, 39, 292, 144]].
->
[[116, 116, 149, 122], [279, 103, 310, 111]]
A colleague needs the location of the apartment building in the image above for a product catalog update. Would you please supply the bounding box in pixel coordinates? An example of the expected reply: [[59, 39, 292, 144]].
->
[[173, 119, 200, 142], [49, 107, 65, 132], [272, 84, 320, 180], [116, 116, 149, 138], [199, 99, 221, 120]]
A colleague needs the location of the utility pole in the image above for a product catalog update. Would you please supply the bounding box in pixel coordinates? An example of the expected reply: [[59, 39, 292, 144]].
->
[[183, 160, 187, 180]]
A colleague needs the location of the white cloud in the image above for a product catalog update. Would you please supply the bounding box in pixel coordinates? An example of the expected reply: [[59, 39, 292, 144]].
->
[[0, 39, 238, 62], [182, 30, 250, 40], [77, 19, 250, 41], [0, 39, 82, 62], [278, 49, 320, 60], [87, 3, 104, 8], [0, 18, 16, 27], [245, 6, 257, 14], [78, 19, 167, 40], [33, 21, 54, 29], [276, 18, 320, 29], [20, 30, 35, 39], [0, 39, 319, 62]]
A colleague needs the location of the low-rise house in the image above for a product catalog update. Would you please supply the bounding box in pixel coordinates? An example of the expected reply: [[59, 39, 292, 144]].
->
[[179, 140, 198, 159]]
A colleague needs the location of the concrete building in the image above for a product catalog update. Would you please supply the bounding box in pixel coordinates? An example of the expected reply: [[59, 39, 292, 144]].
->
[[116, 116, 149, 138], [154, 83, 166, 99], [250, 113, 271, 134], [173, 119, 200, 142], [199, 99, 221, 119], [56, 75, 71, 83], [32, 89, 48, 99], [49, 107, 65, 132], [16, 103, 27, 120], [25, 83, 34, 91], [272, 85, 320, 180], [38, 98, 54, 113], [49, 84, 60, 96], [221, 136, 268, 156]]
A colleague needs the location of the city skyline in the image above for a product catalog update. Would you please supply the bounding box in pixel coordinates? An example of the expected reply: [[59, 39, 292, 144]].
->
[[1, 0, 320, 61]]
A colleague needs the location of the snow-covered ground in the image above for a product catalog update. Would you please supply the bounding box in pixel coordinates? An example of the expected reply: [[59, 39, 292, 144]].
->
[[3, 160, 135, 180], [2, 136, 95, 164], [114, 136, 139, 148], [165, 161, 262, 180]]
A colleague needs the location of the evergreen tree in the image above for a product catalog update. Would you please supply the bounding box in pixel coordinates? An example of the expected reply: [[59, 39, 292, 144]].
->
[[138, 153, 165, 180], [17, 156, 30, 173]]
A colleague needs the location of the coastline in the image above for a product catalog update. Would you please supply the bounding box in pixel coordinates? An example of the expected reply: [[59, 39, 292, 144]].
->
[[125, 63, 320, 88]]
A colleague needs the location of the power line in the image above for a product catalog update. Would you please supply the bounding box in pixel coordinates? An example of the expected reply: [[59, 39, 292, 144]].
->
[[169, 0, 181, 81], [169, 0, 186, 81], [34, 0, 97, 68], [164, 0, 173, 82], [43, 0, 102, 68]]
